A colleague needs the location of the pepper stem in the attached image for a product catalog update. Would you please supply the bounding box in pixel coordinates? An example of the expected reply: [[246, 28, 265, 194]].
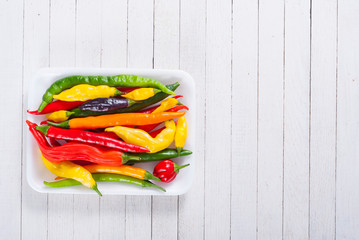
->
[[38, 101, 48, 112], [35, 126, 50, 135], [114, 89, 125, 96], [92, 185, 102, 196], [144, 171, 161, 181], [127, 99, 137, 107], [48, 120, 70, 129], [65, 111, 74, 117], [122, 153, 141, 163], [176, 101, 183, 105], [153, 89, 162, 95], [176, 147, 183, 156], [174, 163, 190, 173]]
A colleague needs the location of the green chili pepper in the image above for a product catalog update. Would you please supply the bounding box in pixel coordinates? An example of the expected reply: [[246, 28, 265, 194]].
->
[[38, 75, 176, 112], [63, 82, 180, 118], [44, 173, 166, 192], [126, 148, 193, 164]]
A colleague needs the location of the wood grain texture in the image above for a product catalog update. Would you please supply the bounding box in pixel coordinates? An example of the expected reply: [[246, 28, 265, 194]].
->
[[0, 0, 23, 239], [126, 1, 153, 239], [48, 1, 76, 239], [310, 0, 337, 239], [152, 0, 179, 239], [21, 0, 49, 239], [283, 0, 310, 239], [336, 0, 359, 238], [178, 0, 206, 239], [99, 1, 127, 240], [257, 0, 284, 239], [3, 0, 359, 238], [231, 0, 258, 239], [205, 0, 232, 239], [74, 0, 102, 239]]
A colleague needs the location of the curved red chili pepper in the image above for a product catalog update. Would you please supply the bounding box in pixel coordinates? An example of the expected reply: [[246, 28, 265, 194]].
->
[[26, 120, 136, 165], [27, 100, 84, 115], [36, 125, 149, 153]]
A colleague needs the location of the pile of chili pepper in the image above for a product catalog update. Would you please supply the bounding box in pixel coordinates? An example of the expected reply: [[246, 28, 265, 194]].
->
[[27, 74, 191, 195]]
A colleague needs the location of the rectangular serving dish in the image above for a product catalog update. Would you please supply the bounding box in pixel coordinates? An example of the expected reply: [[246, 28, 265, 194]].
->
[[24, 68, 196, 195]]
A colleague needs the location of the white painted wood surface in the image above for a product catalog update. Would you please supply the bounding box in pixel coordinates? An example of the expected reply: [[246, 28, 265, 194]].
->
[[2, 0, 359, 239]]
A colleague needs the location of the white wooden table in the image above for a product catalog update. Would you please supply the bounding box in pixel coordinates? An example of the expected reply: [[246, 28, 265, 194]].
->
[[1, 0, 358, 239]]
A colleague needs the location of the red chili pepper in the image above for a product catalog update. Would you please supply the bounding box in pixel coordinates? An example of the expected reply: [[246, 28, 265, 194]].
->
[[167, 105, 189, 112], [153, 160, 189, 183], [27, 100, 83, 115], [35, 125, 149, 153], [26, 120, 139, 165], [172, 95, 183, 99], [49, 137, 61, 147], [93, 131, 120, 139], [71, 160, 93, 166], [116, 86, 140, 93], [148, 126, 166, 138]]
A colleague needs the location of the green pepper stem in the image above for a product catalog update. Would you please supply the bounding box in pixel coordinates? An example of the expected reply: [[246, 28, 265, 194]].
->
[[122, 153, 140, 163], [144, 171, 161, 181], [35, 126, 50, 135], [174, 163, 190, 173], [48, 120, 70, 128], [176, 147, 183, 156], [38, 101, 48, 112], [153, 89, 162, 94], [176, 101, 183, 105], [65, 111, 74, 117], [114, 89, 125, 96], [127, 99, 137, 107], [92, 185, 102, 196]]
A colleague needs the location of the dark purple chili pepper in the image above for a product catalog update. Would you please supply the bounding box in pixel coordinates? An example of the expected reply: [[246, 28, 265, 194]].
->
[[79, 98, 137, 112]]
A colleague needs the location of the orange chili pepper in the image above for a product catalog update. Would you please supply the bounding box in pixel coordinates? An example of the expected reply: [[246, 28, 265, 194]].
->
[[48, 112, 185, 129]]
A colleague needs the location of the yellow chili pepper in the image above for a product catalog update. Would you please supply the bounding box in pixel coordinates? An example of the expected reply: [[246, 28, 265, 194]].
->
[[105, 120, 176, 153], [41, 155, 102, 195], [121, 88, 161, 101], [46, 110, 73, 122], [55, 164, 160, 181], [53, 84, 122, 101], [175, 116, 187, 154], [152, 98, 179, 113]]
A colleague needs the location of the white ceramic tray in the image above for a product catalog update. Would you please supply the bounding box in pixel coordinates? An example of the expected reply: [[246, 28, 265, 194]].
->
[[24, 68, 196, 195]]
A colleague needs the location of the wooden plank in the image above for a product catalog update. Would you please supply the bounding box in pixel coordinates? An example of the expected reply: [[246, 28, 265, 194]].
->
[[152, 0, 179, 239], [21, 0, 50, 239], [231, 0, 258, 238], [99, 0, 127, 239], [257, 0, 284, 239], [177, 0, 206, 238], [205, 0, 232, 239], [283, 0, 310, 239], [0, 0, 23, 239], [47, 1, 76, 239], [126, 0, 153, 239], [336, 0, 359, 238], [310, 0, 337, 238], [74, 0, 101, 239]]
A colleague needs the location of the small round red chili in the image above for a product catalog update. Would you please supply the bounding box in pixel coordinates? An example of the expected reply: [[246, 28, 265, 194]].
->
[[153, 160, 190, 183]]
